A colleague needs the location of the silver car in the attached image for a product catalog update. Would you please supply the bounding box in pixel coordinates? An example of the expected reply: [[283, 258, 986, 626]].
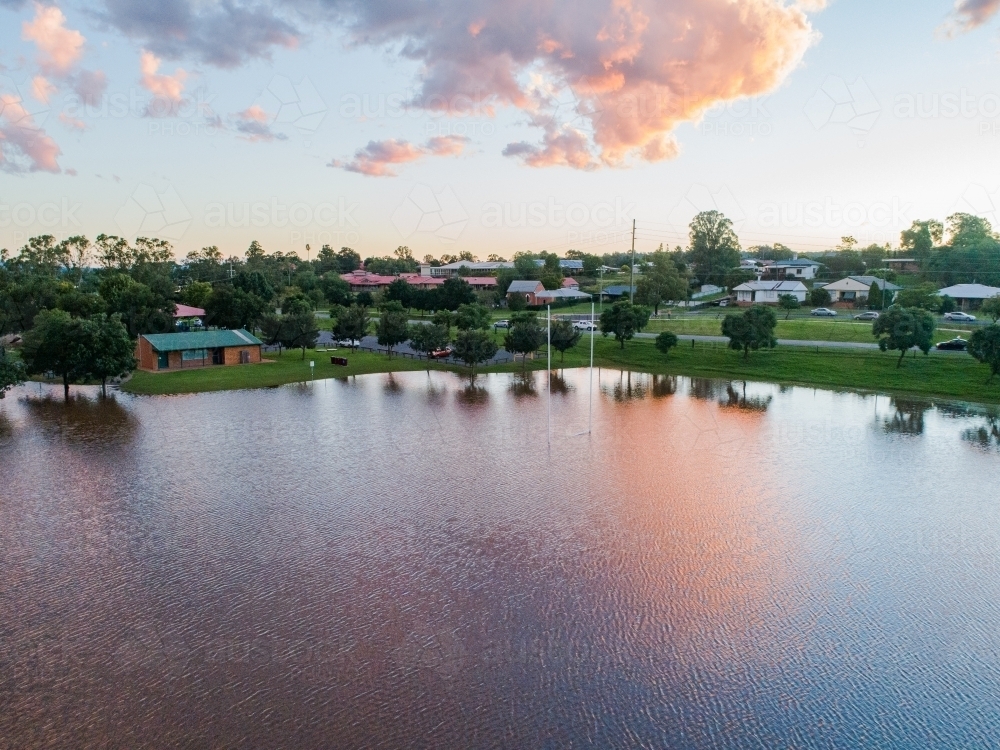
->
[[811, 308, 838, 317]]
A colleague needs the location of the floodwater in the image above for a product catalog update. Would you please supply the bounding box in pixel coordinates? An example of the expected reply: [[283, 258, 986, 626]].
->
[[2, 370, 1000, 749]]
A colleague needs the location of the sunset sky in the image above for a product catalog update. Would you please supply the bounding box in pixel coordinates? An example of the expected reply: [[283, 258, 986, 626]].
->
[[2, 0, 1000, 260]]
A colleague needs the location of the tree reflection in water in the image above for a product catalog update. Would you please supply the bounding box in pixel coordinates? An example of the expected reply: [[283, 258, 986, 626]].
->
[[881, 398, 932, 436], [601, 372, 677, 402], [962, 414, 1000, 451], [508, 372, 538, 398], [720, 382, 773, 413], [383, 374, 403, 394], [688, 378, 727, 401], [549, 372, 571, 396], [456, 383, 489, 407], [21, 390, 138, 445]]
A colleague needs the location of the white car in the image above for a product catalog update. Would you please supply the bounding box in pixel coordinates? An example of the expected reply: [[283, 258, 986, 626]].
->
[[810, 308, 838, 317], [573, 320, 598, 331], [944, 311, 977, 322]]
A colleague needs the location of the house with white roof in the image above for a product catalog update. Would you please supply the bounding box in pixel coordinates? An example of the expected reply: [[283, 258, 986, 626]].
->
[[936, 283, 1000, 310], [822, 276, 902, 305], [733, 280, 808, 306]]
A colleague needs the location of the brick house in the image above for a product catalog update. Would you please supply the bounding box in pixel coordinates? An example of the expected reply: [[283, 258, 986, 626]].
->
[[507, 280, 546, 306], [136, 329, 263, 372]]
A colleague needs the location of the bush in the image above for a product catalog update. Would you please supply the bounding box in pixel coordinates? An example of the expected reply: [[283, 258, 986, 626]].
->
[[655, 331, 678, 356]]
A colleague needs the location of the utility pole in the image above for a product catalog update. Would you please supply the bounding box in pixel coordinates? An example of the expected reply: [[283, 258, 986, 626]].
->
[[629, 219, 636, 304]]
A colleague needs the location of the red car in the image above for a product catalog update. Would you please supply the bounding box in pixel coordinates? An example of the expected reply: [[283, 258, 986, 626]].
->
[[429, 347, 454, 359]]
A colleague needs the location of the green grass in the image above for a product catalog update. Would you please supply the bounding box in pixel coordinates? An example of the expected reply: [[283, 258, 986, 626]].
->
[[123, 349, 444, 396], [121, 334, 1000, 404]]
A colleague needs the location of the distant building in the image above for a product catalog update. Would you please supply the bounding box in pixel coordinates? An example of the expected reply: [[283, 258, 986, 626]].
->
[[535, 289, 592, 304], [733, 280, 808, 306], [341, 269, 397, 290], [561, 277, 580, 290], [599, 285, 636, 300], [136, 329, 263, 372], [936, 283, 1000, 310], [885, 258, 921, 273], [822, 276, 902, 305], [506, 280, 545, 306], [429, 260, 513, 277], [767, 259, 821, 280]]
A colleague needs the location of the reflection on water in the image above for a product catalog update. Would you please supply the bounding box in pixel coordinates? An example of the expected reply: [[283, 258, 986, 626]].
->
[[3, 373, 1000, 749]]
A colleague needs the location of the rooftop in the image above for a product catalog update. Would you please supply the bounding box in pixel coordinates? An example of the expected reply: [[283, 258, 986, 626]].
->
[[734, 280, 808, 291], [936, 283, 1000, 299], [507, 280, 543, 293], [142, 329, 263, 352]]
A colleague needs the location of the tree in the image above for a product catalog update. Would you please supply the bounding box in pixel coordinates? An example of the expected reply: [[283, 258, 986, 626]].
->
[[455, 302, 491, 331], [234, 270, 275, 302], [435, 277, 476, 311], [810, 286, 832, 307], [900, 219, 944, 258], [507, 292, 527, 312], [452, 329, 498, 379], [0, 346, 26, 399], [689, 211, 741, 286], [946, 212, 995, 248], [259, 313, 286, 355], [408, 323, 450, 360], [872, 307, 935, 368], [636, 250, 688, 313], [319, 273, 352, 307], [939, 295, 957, 314], [88, 314, 136, 396], [655, 331, 678, 357], [20, 309, 91, 401], [433, 309, 455, 333], [721, 305, 778, 360], [600, 300, 651, 349], [894, 283, 940, 311], [980, 296, 1000, 323], [376, 301, 409, 357], [336, 247, 362, 273], [181, 281, 213, 308], [504, 312, 544, 370], [549, 320, 581, 363], [99, 274, 175, 337], [968, 325, 1000, 382], [867, 282, 884, 311], [204, 286, 268, 330], [723, 268, 756, 292], [385, 278, 415, 310], [334, 304, 370, 349], [778, 294, 800, 320], [281, 310, 319, 359]]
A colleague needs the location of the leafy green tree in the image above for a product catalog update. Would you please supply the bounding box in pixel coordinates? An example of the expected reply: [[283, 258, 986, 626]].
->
[[455, 302, 491, 331], [204, 286, 268, 330], [636, 250, 688, 313], [968, 325, 1000, 382], [600, 300, 651, 349], [281, 311, 320, 360], [872, 307, 936, 367], [452, 329, 498, 379], [900, 219, 944, 258], [234, 270, 275, 302], [385, 278, 415, 309], [778, 293, 800, 320], [0, 276, 60, 334], [549, 320, 581, 363], [0, 346, 26, 399], [259, 313, 287, 355], [336, 247, 362, 273], [946, 212, 995, 248], [504, 312, 544, 370], [408, 323, 450, 360], [88, 314, 136, 396], [334, 304, 370, 349], [689, 211, 741, 286], [507, 292, 527, 312], [867, 282, 884, 310], [435, 277, 476, 311], [980, 296, 1000, 323], [181, 281, 213, 308], [20, 309, 91, 401], [938, 295, 957, 314], [494, 268, 519, 295], [56, 287, 106, 319], [894, 283, 941, 311], [376, 301, 409, 357], [99, 274, 175, 337], [723, 268, 756, 292], [810, 286, 832, 307], [319, 273, 352, 307], [722, 305, 778, 360], [655, 331, 678, 357]]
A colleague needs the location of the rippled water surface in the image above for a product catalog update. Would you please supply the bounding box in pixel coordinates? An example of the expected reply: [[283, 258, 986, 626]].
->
[[3, 370, 1000, 748]]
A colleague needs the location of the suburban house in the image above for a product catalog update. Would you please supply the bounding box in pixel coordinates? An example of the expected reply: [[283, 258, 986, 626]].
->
[[822, 276, 902, 305], [562, 277, 580, 290], [462, 276, 499, 290], [536, 289, 592, 304], [885, 258, 921, 273], [136, 329, 263, 372], [427, 260, 513, 277], [767, 259, 821, 280], [341, 269, 398, 291], [599, 285, 636, 300], [733, 280, 808, 306], [936, 283, 1000, 310], [507, 280, 546, 306]]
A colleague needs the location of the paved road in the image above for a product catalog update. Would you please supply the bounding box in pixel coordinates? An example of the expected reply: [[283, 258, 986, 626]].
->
[[633, 332, 882, 350]]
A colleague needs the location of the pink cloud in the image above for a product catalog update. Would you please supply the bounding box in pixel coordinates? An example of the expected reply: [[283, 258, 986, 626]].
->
[[21, 2, 86, 76], [232, 105, 287, 142], [941, 0, 1000, 34], [31, 75, 57, 104], [239, 105, 269, 123], [327, 0, 823, 168], [139, 50, 187, 102], [331, 136, 468, 177], [0, 93, 61, 173], [59, 112, 85, 130]]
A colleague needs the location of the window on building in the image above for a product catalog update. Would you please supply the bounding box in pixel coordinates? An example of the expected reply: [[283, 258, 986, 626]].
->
[[182, 349, 208, 361]]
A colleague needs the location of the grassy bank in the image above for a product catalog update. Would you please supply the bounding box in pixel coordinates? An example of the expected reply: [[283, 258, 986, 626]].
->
[[122, 335, 1000, 404]]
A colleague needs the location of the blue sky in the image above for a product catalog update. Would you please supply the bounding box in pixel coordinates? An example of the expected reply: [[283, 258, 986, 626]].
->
[[1, 0, 1000, 261]]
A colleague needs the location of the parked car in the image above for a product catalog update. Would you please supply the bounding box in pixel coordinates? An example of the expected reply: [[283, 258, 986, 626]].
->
[[493, 319, 510, 329], [944, 311, 977, 322], [335, 338, 361, 348], [710, 297, 731, 307], [936, 337, 969, 351], [853, 311, 880, 320], [811, 308, 838, 317], [429, 346, 454, 359], [573, 320, 598, 331]]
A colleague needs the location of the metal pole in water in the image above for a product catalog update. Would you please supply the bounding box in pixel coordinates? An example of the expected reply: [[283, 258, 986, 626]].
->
[[589, 300, 594, 434], [547, 304, 551, 448]]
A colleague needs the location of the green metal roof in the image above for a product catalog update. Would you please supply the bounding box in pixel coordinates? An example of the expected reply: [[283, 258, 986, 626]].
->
[[142, 329, 262, 352]]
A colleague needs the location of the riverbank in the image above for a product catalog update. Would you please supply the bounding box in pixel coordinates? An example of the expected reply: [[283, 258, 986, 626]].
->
[[121, 336, 1000, 404]]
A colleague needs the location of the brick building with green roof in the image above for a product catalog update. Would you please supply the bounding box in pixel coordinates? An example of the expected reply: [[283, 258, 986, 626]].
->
[[136, 329, 263, 371]]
